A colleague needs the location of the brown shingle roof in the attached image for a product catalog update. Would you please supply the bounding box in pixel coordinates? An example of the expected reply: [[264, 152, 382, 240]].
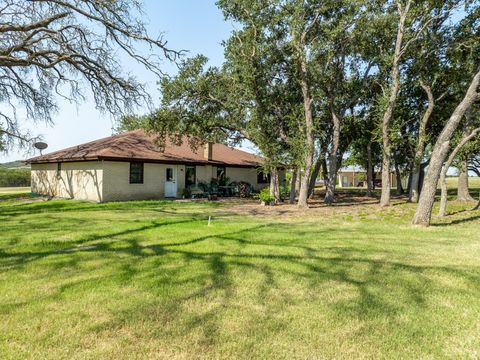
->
[[26, 129, 263, 167]]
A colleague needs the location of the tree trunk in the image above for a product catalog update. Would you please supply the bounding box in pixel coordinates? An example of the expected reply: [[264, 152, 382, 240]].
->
[[296, 33, 315, 209], [457, 156, 474, 201], [372, 170, 377, 190], [438, 128, 480, 216], [325, 110, 341, 204], [395, 160, 404, 195], [410, 81, 435, 202], [438, 164, 449, 217], [413, 70, 480, 226], [406, 169, 413, 195], [308, 156, 322, 198], [269, 168, 280, 203], [289, 168, 298, 204], [380, 3, 409, 207], [366, 142, 374, 197], [296, 170, 301, 195], [321, 158, 329, 187]]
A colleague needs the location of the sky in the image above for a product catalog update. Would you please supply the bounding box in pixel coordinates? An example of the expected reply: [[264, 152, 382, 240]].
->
[[0, 1, 235, 162]]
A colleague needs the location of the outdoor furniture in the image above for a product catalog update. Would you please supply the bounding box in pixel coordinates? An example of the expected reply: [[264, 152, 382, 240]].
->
[[189, 185, 206, 198]]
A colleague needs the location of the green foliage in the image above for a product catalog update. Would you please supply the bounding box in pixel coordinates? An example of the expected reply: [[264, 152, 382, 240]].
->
[[117, 0, 480, 211], [279, 184, 290, 199], [181, 187, 192, 199], [115, 115, 150, 133], [256, 187, 275, 203], [0, 168, 31, 187]]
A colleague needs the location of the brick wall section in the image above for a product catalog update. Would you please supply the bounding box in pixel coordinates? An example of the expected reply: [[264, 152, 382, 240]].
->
[[31, 161, 103, 201]]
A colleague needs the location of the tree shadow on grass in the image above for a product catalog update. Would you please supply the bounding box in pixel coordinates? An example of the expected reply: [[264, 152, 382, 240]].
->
[[84, 236, 480, 352], [432, 213, 480, 227], [0, 197, 219, 217], [2, 216, 480, 355]]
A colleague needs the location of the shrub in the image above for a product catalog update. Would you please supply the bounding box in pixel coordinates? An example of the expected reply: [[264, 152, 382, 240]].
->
[[257, 187, 275, 204], [280, 185, 290, 200], [197, 181, 210, 193], [182, 187, 192, 198]]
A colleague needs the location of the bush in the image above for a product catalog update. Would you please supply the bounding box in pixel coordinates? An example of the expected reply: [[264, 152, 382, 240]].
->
[[182, 187, 192, 198], [280, 185, 290, 200], [197, 181, 210, 193], [257, 187, 275, 204]]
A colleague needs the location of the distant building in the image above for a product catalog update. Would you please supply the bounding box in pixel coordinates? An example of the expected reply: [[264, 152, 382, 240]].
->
[[337, 166, 406, 189]]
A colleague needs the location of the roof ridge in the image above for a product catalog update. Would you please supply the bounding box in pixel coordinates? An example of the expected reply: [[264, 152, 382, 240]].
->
[[26, 128, 263, 167], [213, 142, 260, 158], [28, 129, 140, 161]]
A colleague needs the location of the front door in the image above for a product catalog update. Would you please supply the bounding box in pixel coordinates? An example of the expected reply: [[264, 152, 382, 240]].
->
[[165, 167, 177, 197]]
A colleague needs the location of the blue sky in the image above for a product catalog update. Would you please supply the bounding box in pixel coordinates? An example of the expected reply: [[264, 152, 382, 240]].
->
[[1, 1, 234, 162]]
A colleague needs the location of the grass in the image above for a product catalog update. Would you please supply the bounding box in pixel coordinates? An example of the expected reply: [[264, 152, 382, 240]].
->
[[446, 176, 480, 191], [0, 186, 31, 197], [1, 193, 480, 359]]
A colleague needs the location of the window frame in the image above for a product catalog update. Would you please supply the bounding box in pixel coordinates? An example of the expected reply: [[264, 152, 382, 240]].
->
[[257, 171, 270, 184], [166, 167, 174, 182], [56, 162, 62, 178], [185, 165, 196, 187], [129, 162, 144, 184], [216, 166, 226, 185]]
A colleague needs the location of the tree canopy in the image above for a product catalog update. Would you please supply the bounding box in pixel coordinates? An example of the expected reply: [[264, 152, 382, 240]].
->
[[0, 0, 179, 151]]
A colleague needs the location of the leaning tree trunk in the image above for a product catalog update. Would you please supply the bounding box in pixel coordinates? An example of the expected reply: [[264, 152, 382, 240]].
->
[[438, 128, 480, 217], [457, 156, 474, 201], [289, 168, 298, 204], [410, 81, 435, 202], [438, 165, 449, 217], [380, 3, 409, 207], [325, 111, 341, 204], [413, 70, 480, 226], [308, 156, 322, 198], [366, 142, 374, 197]]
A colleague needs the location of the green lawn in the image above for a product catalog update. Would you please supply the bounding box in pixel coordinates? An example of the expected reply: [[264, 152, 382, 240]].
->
[[446, 176, 480, 191], [1, 195, 480, 359], [0, 186, 31, 197]]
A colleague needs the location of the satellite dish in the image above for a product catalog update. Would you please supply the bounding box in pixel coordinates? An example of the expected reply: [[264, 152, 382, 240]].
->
[[34, 142, 48, 155]]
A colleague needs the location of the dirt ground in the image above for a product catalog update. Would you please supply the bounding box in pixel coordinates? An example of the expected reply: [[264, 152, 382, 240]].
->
[[217, 189, 407, 219]]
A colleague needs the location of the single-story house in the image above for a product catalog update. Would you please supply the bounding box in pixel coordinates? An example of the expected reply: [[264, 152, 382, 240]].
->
[[26, 129, 283, 202], [337, 166, 407, 189]]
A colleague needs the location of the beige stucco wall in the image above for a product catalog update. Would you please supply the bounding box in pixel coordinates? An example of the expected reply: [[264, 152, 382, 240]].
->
[[195, 165, 215, 183], [31, 162, 103, 201], [32, 160, 286, 202], [103, 161, 169, 201]]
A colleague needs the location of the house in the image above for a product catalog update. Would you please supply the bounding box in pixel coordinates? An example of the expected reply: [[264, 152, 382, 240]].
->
[[26, 129, 283, 202], [337, 166, 406, 189]]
